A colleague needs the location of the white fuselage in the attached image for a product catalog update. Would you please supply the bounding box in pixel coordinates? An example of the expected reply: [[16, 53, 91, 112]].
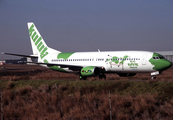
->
[[46, 51, 155, 73]]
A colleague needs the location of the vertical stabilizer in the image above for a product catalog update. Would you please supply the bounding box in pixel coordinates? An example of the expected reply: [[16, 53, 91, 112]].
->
[[27, 22, 61, 62]]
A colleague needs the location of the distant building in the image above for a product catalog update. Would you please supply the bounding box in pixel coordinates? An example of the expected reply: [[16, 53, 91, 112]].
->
[[5, 58, 27, 64], [156, 51, 173, 62]]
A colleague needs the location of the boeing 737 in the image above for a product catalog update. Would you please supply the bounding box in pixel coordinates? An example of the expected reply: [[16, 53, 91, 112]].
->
[[2, 22, 172, 80]]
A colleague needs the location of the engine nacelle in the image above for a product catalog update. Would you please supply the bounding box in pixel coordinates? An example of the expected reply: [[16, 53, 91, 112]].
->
[[117, 73, 136, 77], [81, 66, 101, 76]]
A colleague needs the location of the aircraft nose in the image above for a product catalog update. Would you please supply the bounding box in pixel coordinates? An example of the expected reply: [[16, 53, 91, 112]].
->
[[153, 60, 172, 71], [165, 60, 172, 69], [160, 60, 172, 71]]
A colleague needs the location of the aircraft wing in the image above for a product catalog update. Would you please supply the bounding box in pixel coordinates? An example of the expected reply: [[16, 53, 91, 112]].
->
[[28, 62, 84, 71], [1, 52, 38, 58]]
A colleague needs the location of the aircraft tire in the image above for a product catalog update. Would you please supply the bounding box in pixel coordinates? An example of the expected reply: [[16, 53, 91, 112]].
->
[[151, 76, 156, 79], [103, 75, 106, 79]]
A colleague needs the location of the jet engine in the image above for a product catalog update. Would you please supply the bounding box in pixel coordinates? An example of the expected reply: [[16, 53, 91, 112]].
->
[[81, 66, 101, 76]]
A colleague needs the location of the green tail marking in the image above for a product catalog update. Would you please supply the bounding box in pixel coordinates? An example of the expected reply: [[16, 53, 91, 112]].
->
[[29, 24, 48, 59]]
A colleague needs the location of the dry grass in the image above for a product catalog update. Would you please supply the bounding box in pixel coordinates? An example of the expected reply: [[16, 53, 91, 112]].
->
[[1, 83, 173, 119], [0, 64, 173, 119], [6, 81, 14, 89]]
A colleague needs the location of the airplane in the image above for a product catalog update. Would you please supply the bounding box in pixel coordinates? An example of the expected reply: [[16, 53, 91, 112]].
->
[[2, 22, 172, 80]]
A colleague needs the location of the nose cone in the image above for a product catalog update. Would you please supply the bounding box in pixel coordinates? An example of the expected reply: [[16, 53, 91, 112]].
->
[[154, 60, 172, 71], [163, 60, 172, 69]]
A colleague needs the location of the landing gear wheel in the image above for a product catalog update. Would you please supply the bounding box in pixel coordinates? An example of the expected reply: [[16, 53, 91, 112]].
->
[[102, 75, 106, 79], [99, 75, 103, 79], [151, 76, 156, 79]]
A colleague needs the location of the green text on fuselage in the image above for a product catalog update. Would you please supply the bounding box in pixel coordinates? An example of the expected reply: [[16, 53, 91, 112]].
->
[[128, 61, 138, 68]]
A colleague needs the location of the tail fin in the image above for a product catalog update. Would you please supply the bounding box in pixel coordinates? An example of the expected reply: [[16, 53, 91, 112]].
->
[[27, 22, 61, 62]]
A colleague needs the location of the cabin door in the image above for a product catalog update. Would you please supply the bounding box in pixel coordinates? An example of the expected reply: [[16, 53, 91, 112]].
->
[[142, 54, 147, 65]]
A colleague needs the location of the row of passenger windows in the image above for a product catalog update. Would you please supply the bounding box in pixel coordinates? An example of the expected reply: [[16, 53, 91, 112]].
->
[[52, 59, 92, 62], [52, 58, 140, 62], [107, 58, 140, 61]]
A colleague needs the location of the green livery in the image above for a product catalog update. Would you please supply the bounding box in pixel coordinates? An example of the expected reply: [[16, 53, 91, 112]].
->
[[107, 55, 129, 65], [149, 53, 172, 71], [57, 52, 74, 59], [44, 59, 67, 72], [81, 66, 100, 76], [29, 24, 48, 59]]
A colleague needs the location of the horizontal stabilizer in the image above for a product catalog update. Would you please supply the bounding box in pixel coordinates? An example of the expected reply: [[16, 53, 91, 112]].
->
[[1, 52, 38, 58]]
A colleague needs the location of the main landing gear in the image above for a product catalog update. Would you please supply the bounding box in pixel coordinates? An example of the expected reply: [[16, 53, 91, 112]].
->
[[79, 74, 106, 80]]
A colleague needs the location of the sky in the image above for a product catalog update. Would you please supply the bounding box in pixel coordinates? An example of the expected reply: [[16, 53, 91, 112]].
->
[[0, 0, 173, 59]]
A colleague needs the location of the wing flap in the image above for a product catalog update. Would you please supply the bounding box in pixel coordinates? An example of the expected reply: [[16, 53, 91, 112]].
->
[[27, 62, 83, 71]]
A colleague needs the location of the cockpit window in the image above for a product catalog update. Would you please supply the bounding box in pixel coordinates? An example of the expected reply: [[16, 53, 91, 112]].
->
[[153, 56, 165, 60], [153, 53, 165, 60], [159, 56, 165, 59]]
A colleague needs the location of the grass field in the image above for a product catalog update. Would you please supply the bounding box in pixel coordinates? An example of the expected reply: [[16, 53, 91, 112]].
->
[[0, 64, 173, 119]]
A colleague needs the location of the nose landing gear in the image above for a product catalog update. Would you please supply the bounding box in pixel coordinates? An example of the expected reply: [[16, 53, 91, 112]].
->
[[151, 76, 156, 79], [151, 71, 160, 79]]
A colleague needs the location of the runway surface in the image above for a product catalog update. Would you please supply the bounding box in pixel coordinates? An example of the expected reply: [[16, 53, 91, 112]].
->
[[0, 64, 173, 81]]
